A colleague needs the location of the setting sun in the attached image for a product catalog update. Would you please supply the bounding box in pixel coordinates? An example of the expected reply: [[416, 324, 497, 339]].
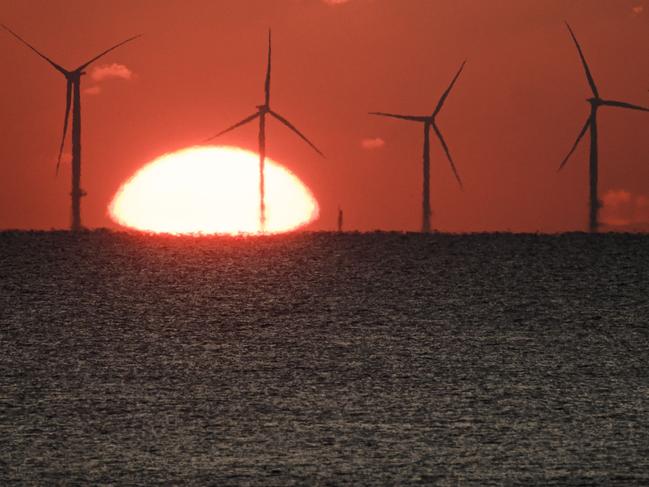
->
[[109, 146, 319, 235]]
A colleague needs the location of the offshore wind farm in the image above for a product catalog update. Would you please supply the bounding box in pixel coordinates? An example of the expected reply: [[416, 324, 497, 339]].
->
[[2, 1, 649, 485]]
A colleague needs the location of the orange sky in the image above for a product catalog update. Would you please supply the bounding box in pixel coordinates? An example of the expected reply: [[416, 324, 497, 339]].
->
[[2, 0, 649, 232]]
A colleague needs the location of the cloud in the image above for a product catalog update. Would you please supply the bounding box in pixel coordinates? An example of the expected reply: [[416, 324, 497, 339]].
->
[[361, 137, 385, 149], [323, 0, 351, 5], [602, 189, 631, 208], [84, 63, 134, 96], [601, 189, 649, 227], [90, 63, 133, 82], [633, 5, 644, 14], [84, 86, 102, 96]]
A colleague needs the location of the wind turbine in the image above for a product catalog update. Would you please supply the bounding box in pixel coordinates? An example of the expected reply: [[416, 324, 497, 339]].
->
[[2, 24, 140, 232], [370, 61, 466, 233], [206, 30, 324, 232], [559, 22, 649, 233]]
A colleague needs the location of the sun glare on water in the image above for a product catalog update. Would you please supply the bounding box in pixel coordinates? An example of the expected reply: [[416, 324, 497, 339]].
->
[[109, 146, 319, 235]]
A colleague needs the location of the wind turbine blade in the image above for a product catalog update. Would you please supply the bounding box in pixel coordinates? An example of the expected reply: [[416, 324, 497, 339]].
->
[[433, 60, 466, 117], [431, 123, 462, 188], [565, 22, 599, 98], [602, 99, 649, 113], [369, 112, 428, 122], [78, 34, 142, 70], [269, 110, 324, 157], [558, 115, 591, 172], [264, 29, 271, 106], [2, 24, 68, 75], [56, 80, 73, 175], [205, 112, 260, 141]]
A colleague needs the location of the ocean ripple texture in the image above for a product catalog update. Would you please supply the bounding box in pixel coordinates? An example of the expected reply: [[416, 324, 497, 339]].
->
[[1, 231, 649, 485]]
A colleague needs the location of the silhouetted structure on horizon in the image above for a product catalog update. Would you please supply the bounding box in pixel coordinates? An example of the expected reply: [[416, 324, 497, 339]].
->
[[370, 62, 466, 233], [2, 24, 140, 232], [337, 207, 343, 232], [559, 22, 649, 233], [206, 30, 324, 232]]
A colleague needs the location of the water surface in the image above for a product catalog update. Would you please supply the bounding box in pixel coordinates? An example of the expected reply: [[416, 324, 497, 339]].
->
[[1, 231, 648, 485]]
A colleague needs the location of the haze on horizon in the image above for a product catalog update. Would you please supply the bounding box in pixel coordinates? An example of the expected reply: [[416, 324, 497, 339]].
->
[[1, 0, 649, 233]]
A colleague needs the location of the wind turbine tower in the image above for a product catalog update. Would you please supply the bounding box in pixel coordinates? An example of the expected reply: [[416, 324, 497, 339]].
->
[[370, 61, 466, 233], [559, 22, 649, 233], [207, 30, 324, 232], [2, 24, 140, 231]]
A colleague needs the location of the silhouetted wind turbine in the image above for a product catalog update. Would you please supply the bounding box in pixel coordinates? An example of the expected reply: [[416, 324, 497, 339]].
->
[[370, 61, 466, 233], [2, 24, 140, 232], [206, 30, 324, 232], [559, 22, 649, 233]]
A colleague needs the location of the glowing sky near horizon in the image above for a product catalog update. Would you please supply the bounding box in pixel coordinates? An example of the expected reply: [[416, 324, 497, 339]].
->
[[3, 1, 649, 232], [109, 146, 319, 235]]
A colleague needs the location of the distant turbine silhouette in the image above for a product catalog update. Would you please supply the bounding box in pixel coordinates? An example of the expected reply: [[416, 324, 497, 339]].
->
[[559, 22, 649, 233], [206, 30, 324, 232], [370, 62, 465, 233], [2, 24, 140, 232]]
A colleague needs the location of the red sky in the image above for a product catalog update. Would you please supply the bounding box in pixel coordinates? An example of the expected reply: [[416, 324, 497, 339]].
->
[[1, 0, 649, 232]]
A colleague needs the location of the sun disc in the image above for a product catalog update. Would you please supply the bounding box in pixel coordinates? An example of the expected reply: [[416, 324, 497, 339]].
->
[[109, 146, 319, 235]]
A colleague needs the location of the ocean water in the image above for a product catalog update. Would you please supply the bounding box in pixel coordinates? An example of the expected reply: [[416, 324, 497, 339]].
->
[[1, 231, 648, 485]]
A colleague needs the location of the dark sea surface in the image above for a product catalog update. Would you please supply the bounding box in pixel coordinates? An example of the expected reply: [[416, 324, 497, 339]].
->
[[1, 231, 649, 485]]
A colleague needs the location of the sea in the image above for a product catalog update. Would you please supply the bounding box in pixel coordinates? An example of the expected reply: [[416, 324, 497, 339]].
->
[[1, 230, 648, 485]]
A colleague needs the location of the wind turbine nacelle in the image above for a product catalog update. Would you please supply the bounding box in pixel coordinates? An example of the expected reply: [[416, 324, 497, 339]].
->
[[65, 71, 84, 81]]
